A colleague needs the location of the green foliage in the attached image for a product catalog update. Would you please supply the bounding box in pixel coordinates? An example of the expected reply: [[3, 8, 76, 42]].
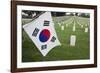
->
[[79, 13, 90, 18]]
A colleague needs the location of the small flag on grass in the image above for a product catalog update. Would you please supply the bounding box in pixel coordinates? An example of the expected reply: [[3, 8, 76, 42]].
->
[[23, 12, 61, 56]]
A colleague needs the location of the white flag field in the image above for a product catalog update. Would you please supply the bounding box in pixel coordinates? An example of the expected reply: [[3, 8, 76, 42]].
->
[[23, 12, 61, 56]]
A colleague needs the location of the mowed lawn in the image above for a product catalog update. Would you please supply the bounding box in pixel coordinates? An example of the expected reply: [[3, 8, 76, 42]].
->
[[22, 16, 90, 62]]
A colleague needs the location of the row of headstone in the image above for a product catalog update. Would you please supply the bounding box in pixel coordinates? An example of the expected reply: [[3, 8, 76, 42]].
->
[[71, 21, 76, 46], [60, 23, 70, 31], [77, 20, 84, 28], [58, 17, 74, 29], [70, 28, 88, 46], [77, 20, 89, 33], [65, 19, 73, 28], [62, 17, 73, 25], [60, 19, 89, 33], [70, 29, 88, 46], [60, 22, 72, 31], [73, 21, 76, 32], [67, 22, 88, 47]]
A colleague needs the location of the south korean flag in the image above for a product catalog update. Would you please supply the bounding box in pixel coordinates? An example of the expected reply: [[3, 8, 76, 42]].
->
[[23, 12, 61, 56]]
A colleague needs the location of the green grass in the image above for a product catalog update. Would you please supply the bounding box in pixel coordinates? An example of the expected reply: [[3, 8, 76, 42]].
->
[[22, 16, 90, 62]]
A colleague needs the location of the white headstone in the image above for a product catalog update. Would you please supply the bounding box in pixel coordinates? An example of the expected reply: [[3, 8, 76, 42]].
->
[[73, 26, 75, 31], [85, 28, 88, 32], [70, 35, 76, 46], [61, 26, 64, 30]]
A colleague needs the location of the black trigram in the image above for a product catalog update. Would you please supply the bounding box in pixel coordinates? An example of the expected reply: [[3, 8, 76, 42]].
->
[[51, 36, 56, 42], [43, 20, 50, 26], [32, 28, 39, 37], [41, 44, 47, 50]]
